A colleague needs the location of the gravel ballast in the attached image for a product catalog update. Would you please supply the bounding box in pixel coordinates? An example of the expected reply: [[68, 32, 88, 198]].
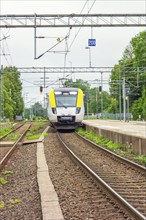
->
[[44, 129, 128, 220], [0, 143, 42, 220], [0, 125, 132, 220]]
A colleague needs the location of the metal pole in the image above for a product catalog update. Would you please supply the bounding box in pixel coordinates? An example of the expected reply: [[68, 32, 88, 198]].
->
[[0, 68, 2, 122], [101, 72, 103, 119], [119, 69, 122, 120], [85, 47, 91, 68], [122, 77, 126, 122], [87, 96, 89, 118], [127, 96, 129, 122], [96, 79, 98, 117], [0, 65, 4, 122], [68, 61, 73, 85], [34, 13, 37, 59], [44, 67, 46, 108], [86, 93, 89, 118], [89, 47, 91, 67], [137, 67, 139, 87]]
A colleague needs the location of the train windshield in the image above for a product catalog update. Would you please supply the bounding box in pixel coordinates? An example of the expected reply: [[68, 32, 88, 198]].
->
[[55, 91, 77, 107]]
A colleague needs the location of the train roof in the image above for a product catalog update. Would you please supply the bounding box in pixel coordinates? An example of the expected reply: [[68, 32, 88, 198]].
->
[[52, 87, 79, 92]]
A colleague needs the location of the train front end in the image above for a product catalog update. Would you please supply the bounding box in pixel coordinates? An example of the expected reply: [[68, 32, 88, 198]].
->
[[48, 88, 84, 130]]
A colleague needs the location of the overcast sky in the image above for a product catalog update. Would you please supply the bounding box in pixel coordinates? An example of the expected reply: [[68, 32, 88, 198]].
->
[[0, 0, 145, 106]]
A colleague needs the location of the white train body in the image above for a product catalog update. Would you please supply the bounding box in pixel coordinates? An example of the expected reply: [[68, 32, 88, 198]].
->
[[47, 87, 84, 130]]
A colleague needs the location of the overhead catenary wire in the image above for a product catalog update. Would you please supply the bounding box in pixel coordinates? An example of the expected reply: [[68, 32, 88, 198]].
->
[[64, 0, 96, 68], [0, 30, 14, 66], [35, 31, 71, 59], [69, 0, 97, 50], [2, 32, 14, 66], [0, 47, 10, 66], [21, 78, 41, 86], [62, 0, 90, 69]]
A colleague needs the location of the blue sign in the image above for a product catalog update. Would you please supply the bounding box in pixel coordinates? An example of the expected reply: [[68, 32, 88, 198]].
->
[[88, 39, 96, 46]]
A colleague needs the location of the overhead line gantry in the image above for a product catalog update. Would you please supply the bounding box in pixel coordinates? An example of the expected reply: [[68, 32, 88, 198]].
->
[[17, 66, 146, 74], [0, 14, 146, 28]]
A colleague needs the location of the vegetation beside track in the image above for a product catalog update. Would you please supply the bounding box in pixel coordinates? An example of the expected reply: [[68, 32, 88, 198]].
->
[[0, 121, 48, 141], [77, 128, 146, 165], [0, 171, 13, 187], [6, 133, 21, 141], [25, 122, 48, 140], [0, 170, 22, 209], [0, 177, 8, 187], [0, 126, 13, 138]]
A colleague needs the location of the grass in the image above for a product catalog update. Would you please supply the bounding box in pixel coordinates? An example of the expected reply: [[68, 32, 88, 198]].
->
[[77, 128, 146, 165], [26, 133, 41, 140], [134, 155, 146, 165], [77, 128, 124, 150], [6, 133, 21, 141], [0, 126, 13, 138], [0, 171, 22, 209], [0, 177, 8, 187], [0, 201, 5, 209], [26, 125, 43, 140], [11, 199, 22, 205], [0, 170, 13, 187], [26, 125, 48, 140], [2, 170, 13, 175]]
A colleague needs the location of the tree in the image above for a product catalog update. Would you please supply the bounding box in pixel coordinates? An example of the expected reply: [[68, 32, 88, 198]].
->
[[2, 66, 24, 120], [131, 31, 146, 67], [31, 102, 47, 119], [88, 88, 98, 114], [131, 98, 143, 120], [110, 31, 146, 115], [142, 88, 146, 120]]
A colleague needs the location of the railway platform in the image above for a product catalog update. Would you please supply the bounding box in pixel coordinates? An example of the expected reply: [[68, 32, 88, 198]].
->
[[83, 119, 146, 154]]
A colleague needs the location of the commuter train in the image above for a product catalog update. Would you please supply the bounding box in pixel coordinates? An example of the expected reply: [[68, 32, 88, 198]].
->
[[47, 87, 84, 130]]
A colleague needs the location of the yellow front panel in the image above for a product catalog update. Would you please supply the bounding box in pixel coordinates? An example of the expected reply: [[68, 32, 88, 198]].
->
[[49, 89, 56, 108], [76, 89, 83, 108]]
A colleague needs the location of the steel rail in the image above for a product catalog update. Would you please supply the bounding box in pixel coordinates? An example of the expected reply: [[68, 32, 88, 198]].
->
[[76, 132, 146, 174], [0, 124, 31, 171], [57, 132, 146, 220], [0, 122, 26, 141]]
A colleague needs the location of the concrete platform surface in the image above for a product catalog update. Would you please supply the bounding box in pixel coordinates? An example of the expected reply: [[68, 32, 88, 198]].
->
[[37, 127, 64, 220], [0, 141, 14, 146], [83, 120, 146, 139]]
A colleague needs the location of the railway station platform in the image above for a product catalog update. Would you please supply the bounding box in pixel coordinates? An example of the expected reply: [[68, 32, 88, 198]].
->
[[82, 120, 146, 155]]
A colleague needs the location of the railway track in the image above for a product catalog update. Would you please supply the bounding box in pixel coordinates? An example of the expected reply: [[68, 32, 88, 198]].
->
[[0, 123, 31, 171], [57, 131, 146, 220], [0, 122, 26, 141]]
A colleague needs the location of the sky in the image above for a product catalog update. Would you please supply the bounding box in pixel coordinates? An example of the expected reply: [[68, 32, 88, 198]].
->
[[0, 0, 146, 107]]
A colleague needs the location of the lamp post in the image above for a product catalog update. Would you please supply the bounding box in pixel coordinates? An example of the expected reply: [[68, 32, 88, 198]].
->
[[122, 77, 126, 122], [23, 92, 29, 119], [40, 67, 49, 108], [93, 79, 98, 116], [85, 46, 91, 67], [101, 72, 103, 119], [126, 96, 129, 122], [0, 65, 4, 122], [68, 61, 73, 85]]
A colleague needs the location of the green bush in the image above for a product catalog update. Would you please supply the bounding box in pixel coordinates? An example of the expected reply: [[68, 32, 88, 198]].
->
[[134, 155, 146, 165]]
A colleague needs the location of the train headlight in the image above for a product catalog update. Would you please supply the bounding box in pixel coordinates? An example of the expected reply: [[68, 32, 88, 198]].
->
[[76, 108, 81, 114], [52, 108, 57, 114]]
